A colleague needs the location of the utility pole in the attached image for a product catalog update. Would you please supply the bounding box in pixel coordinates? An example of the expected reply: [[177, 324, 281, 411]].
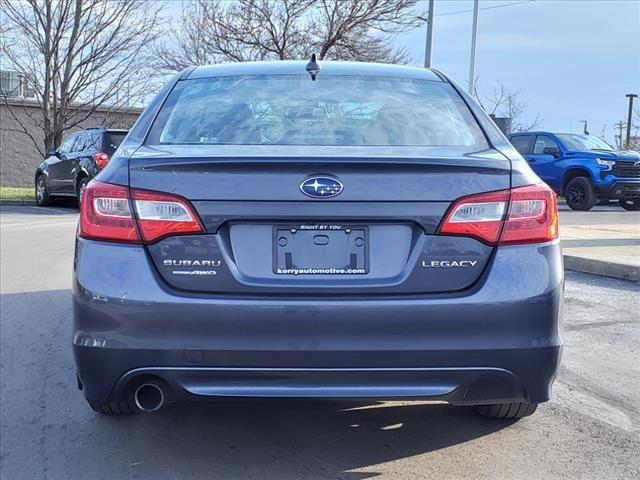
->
[[625, 93, 637, 148], [418, 0, 435, 68], [468, 0, 480, 96]]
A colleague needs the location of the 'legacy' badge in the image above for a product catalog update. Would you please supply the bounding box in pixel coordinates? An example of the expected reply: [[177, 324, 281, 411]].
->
[[422, 260, 478, 268]]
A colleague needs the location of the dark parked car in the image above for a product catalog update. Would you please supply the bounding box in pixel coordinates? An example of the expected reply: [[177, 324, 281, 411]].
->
[[35, 127, 127, 206], [74, 60, 562, 420], [508, 131, 640, 211]]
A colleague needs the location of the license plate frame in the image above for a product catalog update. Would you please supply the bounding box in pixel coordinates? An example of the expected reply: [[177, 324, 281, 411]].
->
[[273, 224, 369, 275]]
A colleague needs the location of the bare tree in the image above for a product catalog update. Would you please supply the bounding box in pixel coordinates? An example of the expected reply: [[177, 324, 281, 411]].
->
[[599, 123, 608, 142], [310, 0, 416, 62], [474, 80, 542, 133], [1, 0, 163, 155], [623, 106, 640, 151], [154, 0, 313, 70], [154, 0, 418, 73]]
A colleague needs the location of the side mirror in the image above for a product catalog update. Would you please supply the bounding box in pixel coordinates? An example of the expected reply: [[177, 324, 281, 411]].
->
[[46, 148, 59, 157], [542, 146, 560, 158]]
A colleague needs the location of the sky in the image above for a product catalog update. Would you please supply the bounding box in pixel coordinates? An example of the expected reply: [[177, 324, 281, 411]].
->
[[161, 0, 639, 144], [396, 0, 640, 143]]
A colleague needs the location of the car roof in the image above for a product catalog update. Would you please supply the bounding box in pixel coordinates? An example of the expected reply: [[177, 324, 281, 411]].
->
[[509, 131, 587, 137], [187, 60, 444, 82], [508, 131, 547, 136], [81, 127, 129, 134]]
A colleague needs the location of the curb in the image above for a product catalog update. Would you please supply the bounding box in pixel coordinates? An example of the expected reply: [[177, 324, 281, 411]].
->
[[564, 254, 640, 282], [0, 200, 37, 206]]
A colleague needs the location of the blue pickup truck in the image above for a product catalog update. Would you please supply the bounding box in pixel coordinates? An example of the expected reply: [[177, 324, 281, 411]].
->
[[507, 132, 640, 211]]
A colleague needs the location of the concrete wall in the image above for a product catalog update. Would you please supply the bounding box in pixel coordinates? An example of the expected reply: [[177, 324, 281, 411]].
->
[[0, 99, 141, 186]]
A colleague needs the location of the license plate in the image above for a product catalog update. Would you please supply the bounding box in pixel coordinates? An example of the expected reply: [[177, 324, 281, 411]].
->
[[273, 224, 368, 275]]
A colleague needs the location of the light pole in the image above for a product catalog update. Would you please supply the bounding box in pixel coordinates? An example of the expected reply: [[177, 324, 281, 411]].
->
[[579, 120, 589, 135], [418, 0, 435, 68], [468, 0, 480, 96], [425, 0, 435, 68], [625, 93, 637, 148]]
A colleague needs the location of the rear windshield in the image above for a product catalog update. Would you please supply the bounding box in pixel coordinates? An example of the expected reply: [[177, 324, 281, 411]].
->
[[104, 132, 126, 154], [148, 75, 487, 148]]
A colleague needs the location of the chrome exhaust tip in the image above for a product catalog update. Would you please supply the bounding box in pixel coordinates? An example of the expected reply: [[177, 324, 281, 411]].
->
[[134, 382, 164, 412]]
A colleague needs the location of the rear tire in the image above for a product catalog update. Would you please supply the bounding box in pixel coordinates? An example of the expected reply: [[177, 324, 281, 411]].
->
[[88, 399, 135, 415], [77, 176, 90, 207], [474, 402, 538, 419], [619, 199, 640, 211], [35, 174, 52, 206], [565, 176, 596, 211]]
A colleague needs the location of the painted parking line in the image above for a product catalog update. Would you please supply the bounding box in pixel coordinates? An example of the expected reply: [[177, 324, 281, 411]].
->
[[1, 221, 78, 230], [0, 222, 76, 229]]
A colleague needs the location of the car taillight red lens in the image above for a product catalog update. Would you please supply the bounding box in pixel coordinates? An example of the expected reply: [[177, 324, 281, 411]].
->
[[439, 183, 558, 246], [93, 152, 110, 170], [500, 183, 558, 245], [80, 181, 140, 243], [79, 181, 203, 244], [131, 189, 204, 243], [439, 190, 509, 245]]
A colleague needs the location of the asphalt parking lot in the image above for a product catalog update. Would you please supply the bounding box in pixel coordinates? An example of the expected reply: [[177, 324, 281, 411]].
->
[[1, 205, 639, 480]]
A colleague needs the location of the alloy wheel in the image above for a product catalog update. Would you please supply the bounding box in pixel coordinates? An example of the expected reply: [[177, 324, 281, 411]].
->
[[78, 180, 88, 206], [36, 177, 46, 203], [567, 184, 585, 207]]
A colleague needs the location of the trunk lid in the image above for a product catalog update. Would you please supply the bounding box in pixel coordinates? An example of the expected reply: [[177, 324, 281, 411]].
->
[[130, 145, 510, 294]]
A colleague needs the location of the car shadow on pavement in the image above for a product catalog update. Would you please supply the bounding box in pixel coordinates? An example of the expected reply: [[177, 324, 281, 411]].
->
[[0, 288, 517, 480], [106, 399, 516, 479]]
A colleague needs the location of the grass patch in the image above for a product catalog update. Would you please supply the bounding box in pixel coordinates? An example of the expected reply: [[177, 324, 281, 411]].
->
[[0, 186, 34, 201]]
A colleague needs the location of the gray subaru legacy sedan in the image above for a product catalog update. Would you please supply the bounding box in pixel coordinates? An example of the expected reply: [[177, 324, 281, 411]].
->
[[73, 60, 562, 419]]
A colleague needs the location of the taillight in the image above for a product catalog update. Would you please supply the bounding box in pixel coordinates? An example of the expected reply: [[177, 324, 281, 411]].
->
[[439, 183, 558, 246], [438, 190, 509, 245], [131, 189, 203, 243], [93, 152, 110, 170], [80, 181, 139, 243], [500, 183, 558, 245], [80, 181, 203, 244]]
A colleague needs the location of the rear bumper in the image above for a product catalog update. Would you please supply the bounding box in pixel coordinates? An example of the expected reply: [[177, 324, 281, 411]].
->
[[76, 352, 561, 406], [72, 238, 563, 406]]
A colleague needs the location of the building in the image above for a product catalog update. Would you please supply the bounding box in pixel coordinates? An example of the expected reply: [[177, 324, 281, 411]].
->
[[0, 70, 36, 99], [0, 98, 141, 187]]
